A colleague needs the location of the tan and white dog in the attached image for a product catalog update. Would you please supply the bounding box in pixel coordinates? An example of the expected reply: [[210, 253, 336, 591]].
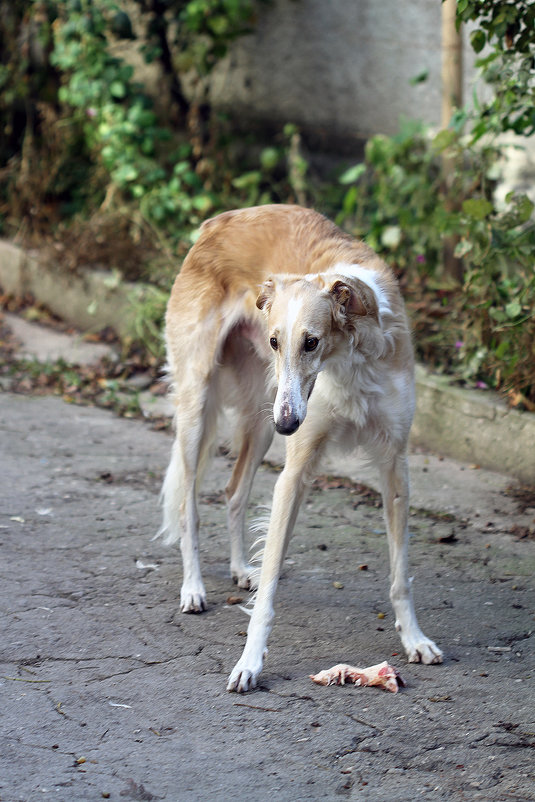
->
[[160, 204, 442, 693]]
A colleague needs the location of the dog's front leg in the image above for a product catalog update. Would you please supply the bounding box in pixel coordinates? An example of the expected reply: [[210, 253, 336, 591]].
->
[[380, 453, 443, 665], [227, 464, 307, 692]]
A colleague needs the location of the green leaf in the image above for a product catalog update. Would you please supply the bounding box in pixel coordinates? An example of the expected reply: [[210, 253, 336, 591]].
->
[[339, 164, 366, 185], [232, 171, 261, 189], [342, 185, 358, 217], [505, 301, 522, 319], [409, 69, 429, 86], [470, 29, 487, 54], [174, 161, 190, 176], [495, 340, 509, 359], [208, 15, 230, 36], [192, 194, 213, 212], [462, 198, 493, 221], [113, 164, 139, 183], [513, 194, 534, 224], [260, 147, 279, 170], [489, 307, 506, 323], [111, 11, 135, 40], [432, 129, 457, 152], [110, 81, 126, 99]]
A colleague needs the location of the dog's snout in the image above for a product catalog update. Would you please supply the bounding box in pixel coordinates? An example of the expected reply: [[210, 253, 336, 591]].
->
[[275, 406, 300, 435], [275, 416, 300, 435]]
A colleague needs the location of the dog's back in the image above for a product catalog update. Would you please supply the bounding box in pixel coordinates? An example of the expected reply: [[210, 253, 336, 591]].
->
[[165, 204, 410, 378]]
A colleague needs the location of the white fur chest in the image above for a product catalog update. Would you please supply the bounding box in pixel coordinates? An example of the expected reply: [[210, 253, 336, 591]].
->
[[313, 351, 385, 429]]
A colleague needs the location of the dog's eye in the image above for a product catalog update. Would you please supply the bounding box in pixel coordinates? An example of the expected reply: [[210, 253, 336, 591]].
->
[[304, 336, 319, 352], [269, 337, 278, 351]]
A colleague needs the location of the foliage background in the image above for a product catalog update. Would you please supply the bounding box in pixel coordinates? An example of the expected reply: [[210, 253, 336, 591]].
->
[[0, 0, 534, 405]]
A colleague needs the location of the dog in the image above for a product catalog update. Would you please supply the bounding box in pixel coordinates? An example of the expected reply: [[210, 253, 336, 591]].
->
[[160, 204, 443, 693]]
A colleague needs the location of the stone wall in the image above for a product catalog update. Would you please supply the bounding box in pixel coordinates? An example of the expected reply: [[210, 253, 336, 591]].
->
[[206, 0, 480, 141]]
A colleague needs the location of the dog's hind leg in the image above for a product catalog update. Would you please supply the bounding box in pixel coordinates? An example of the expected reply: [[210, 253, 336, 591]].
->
[[379, 452, 443, 664], [225, 418, 274, 589], [161, 377, 219, 613]]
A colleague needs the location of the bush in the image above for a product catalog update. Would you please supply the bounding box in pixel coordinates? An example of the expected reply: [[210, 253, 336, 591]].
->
[[335, 0, 535, 407], [337, 120, 535, 405], [457, 0, 535, 139], [0, 0, 278, 245]]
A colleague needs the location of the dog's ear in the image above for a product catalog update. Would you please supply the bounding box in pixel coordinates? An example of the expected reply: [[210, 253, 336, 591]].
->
[[329, 279, 378, 320], [256, 278, 276, 312]]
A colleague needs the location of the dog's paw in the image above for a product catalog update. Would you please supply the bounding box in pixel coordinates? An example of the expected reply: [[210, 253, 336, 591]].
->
[[231, 563, 259, 591], [227, 667, 257, 693], [180, 582, 207, 613], [405, 637, 443, 665], [227, 653, 265, 693]]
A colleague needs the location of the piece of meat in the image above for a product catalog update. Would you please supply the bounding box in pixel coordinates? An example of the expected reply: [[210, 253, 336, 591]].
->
[[310, 660, 405, 693]]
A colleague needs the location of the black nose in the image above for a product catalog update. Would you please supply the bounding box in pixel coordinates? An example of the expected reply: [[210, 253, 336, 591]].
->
[[275, 416, 300, 435]]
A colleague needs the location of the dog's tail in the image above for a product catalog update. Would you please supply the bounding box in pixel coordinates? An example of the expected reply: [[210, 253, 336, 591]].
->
[[156, 436, 184, 545]]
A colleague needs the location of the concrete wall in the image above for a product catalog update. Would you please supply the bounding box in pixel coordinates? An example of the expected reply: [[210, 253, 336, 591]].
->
[[207, 0, 480, 141]]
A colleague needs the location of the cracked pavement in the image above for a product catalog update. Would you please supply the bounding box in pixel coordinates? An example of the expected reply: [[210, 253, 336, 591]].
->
[[1, 393, 534, 801]]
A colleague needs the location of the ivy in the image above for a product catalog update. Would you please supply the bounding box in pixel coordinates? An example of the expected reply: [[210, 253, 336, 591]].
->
[[48, 0, 212, 234], [456, 0, 535, 138], [0, 0, 274, 239]]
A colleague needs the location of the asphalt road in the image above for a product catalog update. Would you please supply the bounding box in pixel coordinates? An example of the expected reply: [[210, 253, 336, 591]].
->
[[1, 393, 534, 802]]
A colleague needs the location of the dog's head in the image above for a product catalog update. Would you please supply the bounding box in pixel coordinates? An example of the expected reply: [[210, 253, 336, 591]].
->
[[256, 273, 381, 435]]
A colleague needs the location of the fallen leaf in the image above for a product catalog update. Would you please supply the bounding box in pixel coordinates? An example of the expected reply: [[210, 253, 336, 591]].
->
[[226, 595, 243, 605]]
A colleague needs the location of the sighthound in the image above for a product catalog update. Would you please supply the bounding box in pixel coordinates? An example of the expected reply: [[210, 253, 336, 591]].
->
[[160, 204, 443, 693]]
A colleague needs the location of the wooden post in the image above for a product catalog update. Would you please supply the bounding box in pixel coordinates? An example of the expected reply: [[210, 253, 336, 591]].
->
[[441, 0, 463, 128], [441, 0, 464, 282]]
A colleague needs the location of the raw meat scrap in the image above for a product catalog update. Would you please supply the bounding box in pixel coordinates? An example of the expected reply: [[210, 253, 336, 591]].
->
[[310, 660, 405, 693]]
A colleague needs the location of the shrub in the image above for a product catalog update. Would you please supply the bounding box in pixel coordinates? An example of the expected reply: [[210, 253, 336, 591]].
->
[[337, 121, 535, 405], [335, 0, 535, 406]]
